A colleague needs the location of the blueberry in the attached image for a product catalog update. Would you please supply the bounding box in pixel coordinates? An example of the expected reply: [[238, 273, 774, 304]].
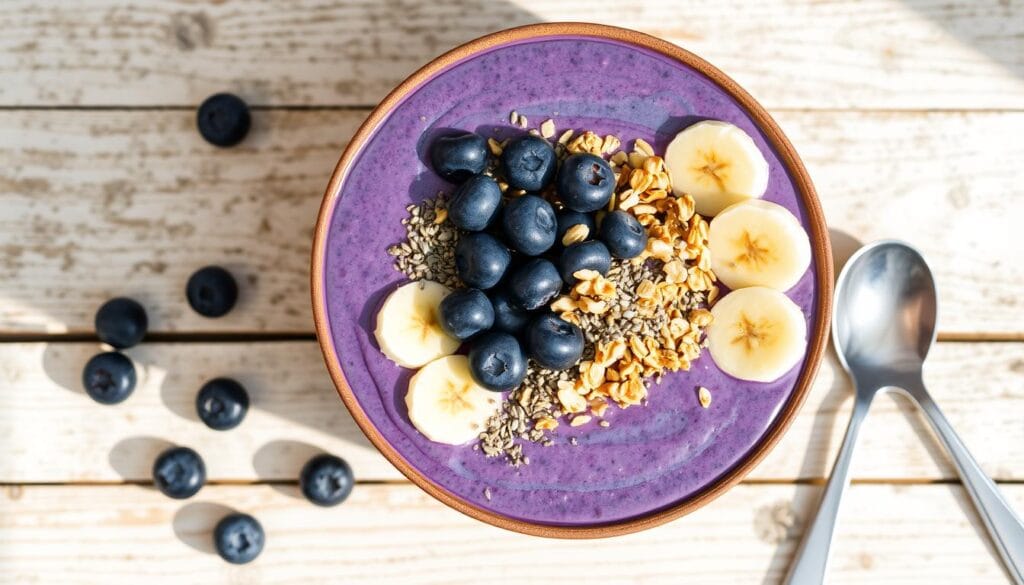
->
[[439, 289, 494, 340], [214, 513, 264, 564], [599, 210, 648, 259], [94, 297, 147, 349], [300, 454, 354, 507], [430, 132, 489, 183], [195, 378, 249, 431], [501, 194, 557, 256], [152, 446, 205, 499], [186, 266, 238, 317], [508, 258, 562, 311], [448, 175, 502, 231], [555, 210, 597, 248], [454, 232, 511, 289], [526, 313, 585, 370], [82, 352, 136, 404], [488, 289, 532, 335], [197, 93, 251, 147], [468, 331, 527, 391], [559, 240, 612, 285], [556, 153, 615, 212], [500, 135, 557, 191]]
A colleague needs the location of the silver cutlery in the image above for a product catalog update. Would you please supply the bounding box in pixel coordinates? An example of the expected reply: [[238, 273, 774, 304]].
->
[[784, 239, 1024, 584]]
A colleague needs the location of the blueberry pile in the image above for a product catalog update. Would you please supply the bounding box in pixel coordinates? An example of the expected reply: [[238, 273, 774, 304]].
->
[[431, 131, 648, 391]]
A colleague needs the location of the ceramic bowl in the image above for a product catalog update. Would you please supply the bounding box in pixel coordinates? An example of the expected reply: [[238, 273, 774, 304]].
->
[[312, 23, 832, 537]]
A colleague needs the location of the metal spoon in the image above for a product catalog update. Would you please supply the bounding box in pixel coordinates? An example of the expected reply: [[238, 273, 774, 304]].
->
[[784, 240, 1024, 584]]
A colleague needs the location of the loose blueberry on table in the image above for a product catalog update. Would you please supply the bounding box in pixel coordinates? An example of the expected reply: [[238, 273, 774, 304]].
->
[[94, 297, 148, 349], [196, 93, 251, 148], [195, 377, 249, 431], [186, 265, 238, 317], [214, 513, 265, 564], [468, 331, 528, 391], [430, 132, 489, 183], [454, 232, 511, 290], [152, 446, 206, 499], [439, 288, 494, 341], [500, 135, 557, 191], [299, 454, 354, 507], [82, 351, 136, 404], [501, 194, 557, 256]]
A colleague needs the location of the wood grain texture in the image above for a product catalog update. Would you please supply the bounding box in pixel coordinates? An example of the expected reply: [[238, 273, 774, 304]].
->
[[0, 341, 403, 483], [2, 341, 1021, 483], [0, 0, 1022, 109], [1, 483, 1021, 584], [1, 110, 1022, 335], [0, 109, 360, 333], [1, 0, 1021, 579]]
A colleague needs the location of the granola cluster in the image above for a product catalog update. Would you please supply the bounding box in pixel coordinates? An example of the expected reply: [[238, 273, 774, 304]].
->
[[540, 136, 718, 423]]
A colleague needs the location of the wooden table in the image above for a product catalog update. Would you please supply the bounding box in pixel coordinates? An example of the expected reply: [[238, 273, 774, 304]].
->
[[1, 1, 1022, 583]]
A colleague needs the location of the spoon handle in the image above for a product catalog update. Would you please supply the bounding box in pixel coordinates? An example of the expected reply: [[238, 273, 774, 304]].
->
[[901, 377, 1024, 585], [783, 392, 872, 585]]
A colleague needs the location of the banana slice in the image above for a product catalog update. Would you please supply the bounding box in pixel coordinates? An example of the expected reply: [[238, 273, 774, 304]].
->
[[708, 199, 811, 291], [375, 280, 460, 368], [664, 120, 770, 217], [706, 287, 806, 383], [406, 355, 501, 445]]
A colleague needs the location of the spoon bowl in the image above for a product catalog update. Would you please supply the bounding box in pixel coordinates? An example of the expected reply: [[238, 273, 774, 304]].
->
[[833, 240, 937, 378]]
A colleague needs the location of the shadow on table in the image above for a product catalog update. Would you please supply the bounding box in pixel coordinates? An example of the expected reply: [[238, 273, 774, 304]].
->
[[40, 343, 92, 397], [252, 439, 324, 499], [151, 348, 378, 455], [901, 0, 1024, 83], [889, 391, 1011, 572], [41, 341, 164, 400], [108, 435, 174, 482], [764, 390, 1013, 584], [173, 501, 236, 554], [788, 228, 863, 482]]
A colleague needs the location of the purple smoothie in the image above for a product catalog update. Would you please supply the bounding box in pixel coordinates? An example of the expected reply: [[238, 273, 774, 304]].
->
[[321, 36, 818, 526]]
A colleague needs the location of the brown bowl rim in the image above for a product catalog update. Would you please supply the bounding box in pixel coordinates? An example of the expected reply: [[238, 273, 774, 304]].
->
[[311, 22, 833, 539]]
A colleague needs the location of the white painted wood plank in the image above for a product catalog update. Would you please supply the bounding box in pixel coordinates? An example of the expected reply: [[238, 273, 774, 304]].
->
[[1, 1, 1021, 109], [1, 341, 1021, 483], [1, 110, 1022, 335], [0, 109, 360, 333], [0, 341, 405, 483], [779, 110, 1024, 339], [0, 483, 1020, 584]]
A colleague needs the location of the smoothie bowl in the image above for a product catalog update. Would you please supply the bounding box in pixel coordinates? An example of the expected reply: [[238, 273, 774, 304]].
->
[[312, 23, 832, 537]]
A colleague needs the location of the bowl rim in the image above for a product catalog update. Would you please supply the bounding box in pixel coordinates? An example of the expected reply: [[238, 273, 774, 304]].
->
[[311, 22, 833, 539]]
